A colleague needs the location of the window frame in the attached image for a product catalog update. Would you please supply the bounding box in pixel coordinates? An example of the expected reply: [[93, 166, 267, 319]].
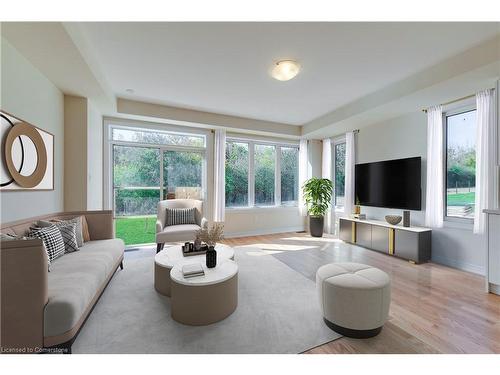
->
[[332, 136, 346, 212], [442, 100, 477, 224], [225, 137, 299, 209], [104, 119, 209, 217]]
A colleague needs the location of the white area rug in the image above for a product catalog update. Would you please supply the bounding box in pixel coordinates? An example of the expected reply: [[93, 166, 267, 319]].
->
[[73, 247, 341, 353]]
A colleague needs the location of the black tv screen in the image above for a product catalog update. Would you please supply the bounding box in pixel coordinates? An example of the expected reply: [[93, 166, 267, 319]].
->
[[355, 157, 422, 210]]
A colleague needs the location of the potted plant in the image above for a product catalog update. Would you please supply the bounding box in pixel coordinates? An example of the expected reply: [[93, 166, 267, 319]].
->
[[197, 222, 224, 268], [302, 177, 333, 237]]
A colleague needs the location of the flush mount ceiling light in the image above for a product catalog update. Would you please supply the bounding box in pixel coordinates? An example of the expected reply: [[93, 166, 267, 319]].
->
[[271, 60, 301, 81]]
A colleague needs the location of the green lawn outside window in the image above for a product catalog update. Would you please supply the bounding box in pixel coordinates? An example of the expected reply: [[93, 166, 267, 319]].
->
[[115, 216, 156, 246]]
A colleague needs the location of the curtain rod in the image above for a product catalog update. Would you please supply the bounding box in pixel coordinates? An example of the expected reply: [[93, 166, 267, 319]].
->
[[422, 94, 476, 113]]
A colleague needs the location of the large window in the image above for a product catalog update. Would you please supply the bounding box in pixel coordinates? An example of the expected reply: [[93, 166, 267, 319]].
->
[[445, 109, 476, 219], [280, 147, 299, 204], [108, 124, 207, 245], [254, 144, 276, 205], [334, 142, 346, 208], [225, 139, 299, 208], [113, 145, 160, 216], [163, 151, 203, 200], [112, 127, 205, 147], [225, 142, 249, 207], [111, 129, 206, 217]]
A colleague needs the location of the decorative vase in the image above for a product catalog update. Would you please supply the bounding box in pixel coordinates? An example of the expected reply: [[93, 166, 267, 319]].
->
[[403, 210, 410, 227], [354, 205, 361, 215], [206, 246, 217, 268], [309, 216, 324, 237]]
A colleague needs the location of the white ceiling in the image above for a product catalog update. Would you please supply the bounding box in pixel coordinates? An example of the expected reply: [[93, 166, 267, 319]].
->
[[76, 22, 500, 125]]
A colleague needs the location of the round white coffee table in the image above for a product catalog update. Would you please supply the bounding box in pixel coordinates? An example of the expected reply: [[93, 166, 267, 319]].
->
[[154, 243, 235, 297], [170, 260, 238, 325]]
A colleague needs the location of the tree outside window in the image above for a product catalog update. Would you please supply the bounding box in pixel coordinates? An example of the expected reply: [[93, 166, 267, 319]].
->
[[446, 110, 476, 219]]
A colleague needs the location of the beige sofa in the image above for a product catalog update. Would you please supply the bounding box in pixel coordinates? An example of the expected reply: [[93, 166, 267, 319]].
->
[[0, 210, 124, 354], [155, 199, 208, 253]]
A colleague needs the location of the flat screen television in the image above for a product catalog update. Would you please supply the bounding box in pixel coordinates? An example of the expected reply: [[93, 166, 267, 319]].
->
[[355, 157, 422, 210]]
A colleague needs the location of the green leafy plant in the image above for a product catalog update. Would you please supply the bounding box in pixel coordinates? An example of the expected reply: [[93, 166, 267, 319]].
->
[[302, 178, 333, 217]]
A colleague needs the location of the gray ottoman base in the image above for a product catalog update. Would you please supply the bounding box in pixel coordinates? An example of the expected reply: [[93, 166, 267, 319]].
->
[[323, 318, 383, 338]]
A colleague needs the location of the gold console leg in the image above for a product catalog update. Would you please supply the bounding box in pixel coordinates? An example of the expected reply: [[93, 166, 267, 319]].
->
[[388, 228, 395, 255]]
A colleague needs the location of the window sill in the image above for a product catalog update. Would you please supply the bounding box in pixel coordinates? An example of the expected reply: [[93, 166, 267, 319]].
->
[[443, 217, 474, 230], [225, 205, 299, 214]]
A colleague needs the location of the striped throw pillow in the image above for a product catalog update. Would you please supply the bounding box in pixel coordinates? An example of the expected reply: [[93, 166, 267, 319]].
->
[[29, 225, 65, 267], [166, 207, 197, 226]]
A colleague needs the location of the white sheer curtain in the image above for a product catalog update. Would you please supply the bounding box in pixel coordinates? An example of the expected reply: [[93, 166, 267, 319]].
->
[[298, 139, 308, 216], [425, 105, 444, 228], [344, 131, 356, 216], [213, 129, 226, 222], [322, 138, 334, 233], [474, 89, 497, 234]]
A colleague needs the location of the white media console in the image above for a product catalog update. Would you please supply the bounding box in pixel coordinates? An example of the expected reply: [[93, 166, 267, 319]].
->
[[339, 217, 432, 263], [484, 209, 500, 295]]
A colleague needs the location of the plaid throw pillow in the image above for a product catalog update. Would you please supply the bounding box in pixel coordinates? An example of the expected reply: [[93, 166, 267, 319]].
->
[[166, 207, 197, 226], [56, 222, 79, 253], [29, 225, 65, 267], [38, 216, 84, 247]]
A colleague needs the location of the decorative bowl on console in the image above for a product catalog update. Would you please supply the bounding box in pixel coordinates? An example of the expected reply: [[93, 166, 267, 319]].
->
[[385, 215, 402, 225]]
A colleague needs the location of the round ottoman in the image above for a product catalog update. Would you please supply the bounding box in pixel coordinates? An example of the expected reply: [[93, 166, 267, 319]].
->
[[316, 262, 391, 338]]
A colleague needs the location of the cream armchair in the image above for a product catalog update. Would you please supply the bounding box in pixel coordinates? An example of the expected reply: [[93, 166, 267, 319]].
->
[[156, 199, 208, 253]]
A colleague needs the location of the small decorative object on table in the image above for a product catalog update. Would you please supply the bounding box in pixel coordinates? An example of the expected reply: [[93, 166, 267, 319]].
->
[[403, 210, 410, 227], [182, 242, 207, 257], [194, 233, 202, 250], [351, 213, 366, 220], [197, 222, 224, 269], [354, 196, 361, 215], [182, 263, 205, 279], [385, 215, 402, 225]]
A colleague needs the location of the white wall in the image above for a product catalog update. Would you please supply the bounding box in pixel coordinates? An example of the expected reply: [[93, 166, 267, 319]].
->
[[87, 100, 103, 210], [224, 207, 305, 237], [0, 38, 64, 222], [355, 111, 487, 275]]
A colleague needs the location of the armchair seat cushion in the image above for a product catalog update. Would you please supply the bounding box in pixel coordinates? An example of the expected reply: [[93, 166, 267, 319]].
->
[[156, 224, 201, 243]]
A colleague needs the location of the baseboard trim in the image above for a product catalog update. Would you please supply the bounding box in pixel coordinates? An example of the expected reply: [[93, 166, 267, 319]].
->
[[224, 226, 306, 238], [431, 255, 485, 276], [488, 283, 500, 295]]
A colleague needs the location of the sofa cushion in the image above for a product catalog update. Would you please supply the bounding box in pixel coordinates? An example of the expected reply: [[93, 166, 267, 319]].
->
[[156, 224, 201, 243], [44, 238, 124, 338]]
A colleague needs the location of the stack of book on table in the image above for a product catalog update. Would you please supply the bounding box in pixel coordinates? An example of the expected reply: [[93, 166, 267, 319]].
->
[[182, 263, 205, 278]]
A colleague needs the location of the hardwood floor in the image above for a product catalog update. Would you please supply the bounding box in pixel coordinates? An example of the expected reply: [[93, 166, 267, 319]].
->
[[223, 232, 500, 354]]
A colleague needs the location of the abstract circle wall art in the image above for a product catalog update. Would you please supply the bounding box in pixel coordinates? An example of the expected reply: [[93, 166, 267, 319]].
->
[[1, 111, 54, 191]]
